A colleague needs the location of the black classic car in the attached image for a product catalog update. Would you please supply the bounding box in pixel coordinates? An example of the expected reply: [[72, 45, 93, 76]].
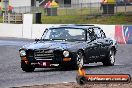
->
[[19, 25, 117, 72]]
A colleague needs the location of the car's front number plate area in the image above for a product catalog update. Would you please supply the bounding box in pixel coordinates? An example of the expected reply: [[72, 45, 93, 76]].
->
[[39, 62, 50, 67], [42, 62, 46, 66]]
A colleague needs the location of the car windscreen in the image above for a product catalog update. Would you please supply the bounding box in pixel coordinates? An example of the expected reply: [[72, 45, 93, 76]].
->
[[42, 28, 86, 41]]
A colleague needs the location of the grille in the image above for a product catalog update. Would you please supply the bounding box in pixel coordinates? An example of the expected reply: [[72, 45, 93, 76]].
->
[[34, 49, 54, 60]]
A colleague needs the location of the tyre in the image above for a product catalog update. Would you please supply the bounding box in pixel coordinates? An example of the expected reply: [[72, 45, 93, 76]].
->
[[76, 76, 87, 85], [21, 61, 35, 72], [77, 51, 84, 68], [102, 49, 115, 66]]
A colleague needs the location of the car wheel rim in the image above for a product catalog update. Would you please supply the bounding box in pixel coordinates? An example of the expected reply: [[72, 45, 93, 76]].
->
[[110, 50, 115, 64]]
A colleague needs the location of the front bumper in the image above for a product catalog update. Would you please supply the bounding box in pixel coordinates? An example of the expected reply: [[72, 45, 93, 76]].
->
[[21, 57, 73, 68], [21, 50, 77, 68]]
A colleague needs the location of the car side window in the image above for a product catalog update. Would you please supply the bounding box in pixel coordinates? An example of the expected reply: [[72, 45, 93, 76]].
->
[[93, 27, 102, 39], [87, 32, 91, 41], [88, 28, 97, 40], [100, 30, 106, 38]]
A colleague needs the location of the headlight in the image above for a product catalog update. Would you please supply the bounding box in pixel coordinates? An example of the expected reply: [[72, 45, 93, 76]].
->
[[63, 51, 69, 57], [20, 50, 26, 56]]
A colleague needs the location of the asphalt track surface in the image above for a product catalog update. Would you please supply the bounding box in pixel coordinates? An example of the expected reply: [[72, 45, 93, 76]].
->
[[0, 37, 132, 88]]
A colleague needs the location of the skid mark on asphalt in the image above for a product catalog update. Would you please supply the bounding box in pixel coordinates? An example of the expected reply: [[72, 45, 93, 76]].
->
[[0, 40, 31, 46]]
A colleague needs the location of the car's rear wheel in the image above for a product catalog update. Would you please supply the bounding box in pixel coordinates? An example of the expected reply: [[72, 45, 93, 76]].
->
[[102, 49, 115, 66], [77, 51, 84, 68], [21, 61, 35, 72]]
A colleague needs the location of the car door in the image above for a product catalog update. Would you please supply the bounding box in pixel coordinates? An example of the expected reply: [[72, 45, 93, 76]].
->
[[95, 28, 110, 58], [85, 28, 100, 63]]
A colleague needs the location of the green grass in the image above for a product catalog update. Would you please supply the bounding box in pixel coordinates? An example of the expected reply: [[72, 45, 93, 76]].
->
[[57, 8, 100, 16], [41, 14, 132, 24], [0, 13, 132, 24], [0, 6, 132, 24], [40, 8, 132, 24], [0, 16, 2, 23], [41, 15, 83, 24]]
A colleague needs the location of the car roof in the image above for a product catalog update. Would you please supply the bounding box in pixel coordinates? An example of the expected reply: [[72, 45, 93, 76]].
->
[[50, 24, 97, 29]]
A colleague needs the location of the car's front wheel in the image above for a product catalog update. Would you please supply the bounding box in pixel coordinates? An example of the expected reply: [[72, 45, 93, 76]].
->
[[59, 51, 84, 70], [102, 49, 115, 66], [21, 61, 35, 72]]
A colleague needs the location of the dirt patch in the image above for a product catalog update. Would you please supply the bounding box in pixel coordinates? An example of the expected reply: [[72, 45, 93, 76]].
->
[[17, 81, 132, 88]]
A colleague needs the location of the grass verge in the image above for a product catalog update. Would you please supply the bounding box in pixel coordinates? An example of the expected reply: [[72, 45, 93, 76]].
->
[[0, 13, 132, 24], [41, 14, 132, 24]]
